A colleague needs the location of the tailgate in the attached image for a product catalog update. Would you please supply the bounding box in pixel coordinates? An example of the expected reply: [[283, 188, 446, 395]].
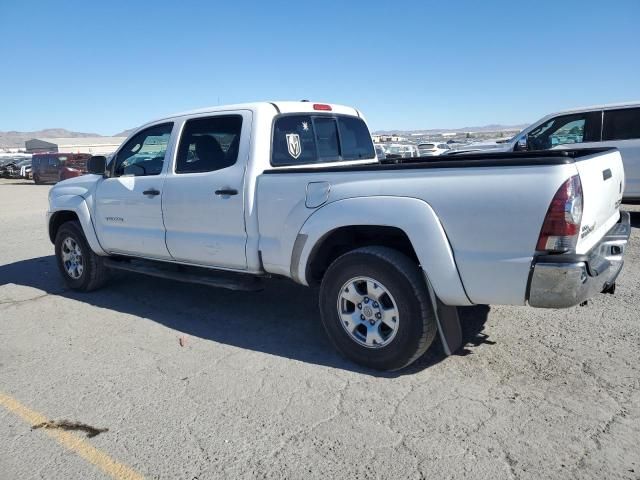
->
[[574, 149, 625, 254]]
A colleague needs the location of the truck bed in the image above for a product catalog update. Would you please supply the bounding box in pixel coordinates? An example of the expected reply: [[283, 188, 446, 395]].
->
[[262, 147, 617, 173], [257, 147, 624, 307]]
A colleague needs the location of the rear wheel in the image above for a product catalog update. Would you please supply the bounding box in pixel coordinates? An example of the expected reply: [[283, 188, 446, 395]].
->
[[33, 174, 42, 185], [54, 221, 109, 291], [319, 246, 437, 371]]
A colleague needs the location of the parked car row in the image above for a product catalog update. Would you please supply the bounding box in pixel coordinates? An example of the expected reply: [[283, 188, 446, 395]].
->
[[0, 156, 32, 179]]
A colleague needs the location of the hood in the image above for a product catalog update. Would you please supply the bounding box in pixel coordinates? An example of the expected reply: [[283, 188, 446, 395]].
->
[[49, 174, 102, 199]]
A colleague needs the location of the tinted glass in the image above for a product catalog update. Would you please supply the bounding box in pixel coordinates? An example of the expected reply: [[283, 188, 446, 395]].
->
[[114, 123, 173, 177], [176, 116, 243, 173], [338, 116, 375, 160], [314, 117, 340, 160], [272, 115, 317, 165], [603, 108, 640, 141]]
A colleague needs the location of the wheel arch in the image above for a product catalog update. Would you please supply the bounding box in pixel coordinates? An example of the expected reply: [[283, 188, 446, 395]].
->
[[48, 195, 106, 255], [292, 196, 472, 306]]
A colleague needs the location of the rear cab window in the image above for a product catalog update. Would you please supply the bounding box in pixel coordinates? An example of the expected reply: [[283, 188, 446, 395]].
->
[[271, 114, 375, 166]]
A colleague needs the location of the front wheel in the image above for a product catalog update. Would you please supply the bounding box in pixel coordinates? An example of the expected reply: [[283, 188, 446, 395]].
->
[[319, 246, 437, 371], [54, 221, 109, 291]]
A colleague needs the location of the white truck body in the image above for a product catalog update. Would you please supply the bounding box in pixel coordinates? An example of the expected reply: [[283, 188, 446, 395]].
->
[[47, 101, 631, 370]]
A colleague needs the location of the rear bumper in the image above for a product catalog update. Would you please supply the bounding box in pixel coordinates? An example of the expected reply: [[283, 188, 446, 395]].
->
[[527, 211, 631, 308]]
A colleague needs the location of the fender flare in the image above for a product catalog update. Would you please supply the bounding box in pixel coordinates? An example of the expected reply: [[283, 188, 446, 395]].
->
[[48, 195, 106, 255], [292, 196, 472, 306]]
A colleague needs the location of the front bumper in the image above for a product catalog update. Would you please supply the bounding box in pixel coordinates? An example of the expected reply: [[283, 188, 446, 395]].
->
[[527, 211, 631, 308]]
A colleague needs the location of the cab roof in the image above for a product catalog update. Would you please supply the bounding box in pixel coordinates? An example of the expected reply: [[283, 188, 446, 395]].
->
[[547, 100, 640, 117], [159, 101, 361, 122]]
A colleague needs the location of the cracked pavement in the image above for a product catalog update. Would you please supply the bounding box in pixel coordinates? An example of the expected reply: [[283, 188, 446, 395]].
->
[[1, 179, 639, 479]]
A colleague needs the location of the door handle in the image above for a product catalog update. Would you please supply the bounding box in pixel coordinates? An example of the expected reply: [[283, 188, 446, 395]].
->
[[143, 189, 160, 196], [215, 188, 238, 196]]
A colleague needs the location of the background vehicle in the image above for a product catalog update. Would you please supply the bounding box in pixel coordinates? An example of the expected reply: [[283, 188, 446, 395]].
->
[[418, 142, 451, 156], [374, 144, 386, 161], [454, 102, 640, 201], [47, 101, 629, 371], [19, 159, 33, 179], [32, 153, 90, 184], [382, 143, 420, 158]]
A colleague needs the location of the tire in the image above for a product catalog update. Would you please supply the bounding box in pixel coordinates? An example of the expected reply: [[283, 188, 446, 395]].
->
[[33, 174, 42, 185], [319, 246, 437, 371], [54, 221, 109, 291]]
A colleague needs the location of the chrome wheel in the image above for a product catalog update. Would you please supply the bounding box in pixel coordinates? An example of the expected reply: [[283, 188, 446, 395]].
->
[[61, 237, 84, 279], [337, 276, 399, 348]]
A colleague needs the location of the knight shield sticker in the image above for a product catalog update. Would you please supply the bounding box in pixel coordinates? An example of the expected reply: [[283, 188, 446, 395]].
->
[[286, 133, 302, 159]]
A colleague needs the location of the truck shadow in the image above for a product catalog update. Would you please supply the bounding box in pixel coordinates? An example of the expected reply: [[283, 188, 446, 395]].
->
[[0, 255, 492, 377], [629, 211, 640, 228]]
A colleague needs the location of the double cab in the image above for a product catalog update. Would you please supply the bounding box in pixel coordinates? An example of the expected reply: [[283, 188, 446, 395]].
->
[[47, 101, 630, 370]]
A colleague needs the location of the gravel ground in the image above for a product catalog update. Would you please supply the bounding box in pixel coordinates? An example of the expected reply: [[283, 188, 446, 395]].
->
[[1, 178, 639, 480]]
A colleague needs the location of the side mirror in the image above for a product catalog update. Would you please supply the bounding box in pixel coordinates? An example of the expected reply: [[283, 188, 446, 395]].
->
[[517, 135, 529, 151], [87, 155, 107, 175]]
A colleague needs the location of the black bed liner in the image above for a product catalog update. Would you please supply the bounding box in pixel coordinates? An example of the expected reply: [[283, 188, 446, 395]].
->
[[263, 147, 617, 174]]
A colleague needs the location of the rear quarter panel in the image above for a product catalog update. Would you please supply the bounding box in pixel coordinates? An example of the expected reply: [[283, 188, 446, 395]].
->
[[257, 163, 578, 306]]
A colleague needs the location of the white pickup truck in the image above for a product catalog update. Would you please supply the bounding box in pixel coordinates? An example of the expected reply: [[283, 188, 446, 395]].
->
[[47, 101, 631, 370]]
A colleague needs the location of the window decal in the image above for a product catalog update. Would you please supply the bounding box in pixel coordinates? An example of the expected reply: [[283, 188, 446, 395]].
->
[[286, 133, 302, 159]]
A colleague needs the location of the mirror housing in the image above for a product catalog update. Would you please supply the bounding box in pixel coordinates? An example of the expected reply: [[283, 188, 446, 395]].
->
[[87, 155, 107, 175]]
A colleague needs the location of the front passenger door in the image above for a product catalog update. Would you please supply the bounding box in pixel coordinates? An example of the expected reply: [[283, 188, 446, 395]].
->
[[94, 123, 174, 259]]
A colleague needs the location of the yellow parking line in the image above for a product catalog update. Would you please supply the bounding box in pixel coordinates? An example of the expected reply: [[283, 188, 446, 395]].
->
[[0, 391, 144, 480]]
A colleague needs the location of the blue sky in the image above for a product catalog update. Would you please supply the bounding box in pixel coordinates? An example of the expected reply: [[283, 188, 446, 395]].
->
[[1, 0, 639, 134]]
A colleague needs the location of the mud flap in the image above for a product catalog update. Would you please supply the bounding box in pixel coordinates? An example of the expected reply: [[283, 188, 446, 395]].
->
[[424, 274, 463, 356]]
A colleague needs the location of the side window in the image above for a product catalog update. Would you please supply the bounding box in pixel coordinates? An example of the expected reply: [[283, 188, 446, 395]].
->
[[527, 112, 600, 150], [176, 115, 243, 173], [603, 108, 640, 141], [337, 116, 375, 160], [113, 123, 173, 177], [272, 115, 318, 165]]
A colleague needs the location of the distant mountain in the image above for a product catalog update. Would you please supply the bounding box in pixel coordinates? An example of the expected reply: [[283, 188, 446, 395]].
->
[[0, 128, 101, 148], [373, 124, 528, 135]]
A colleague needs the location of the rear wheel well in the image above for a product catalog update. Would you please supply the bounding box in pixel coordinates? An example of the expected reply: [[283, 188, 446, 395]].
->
[[49, 211, 80, 243], [306, 226, 419, 286]]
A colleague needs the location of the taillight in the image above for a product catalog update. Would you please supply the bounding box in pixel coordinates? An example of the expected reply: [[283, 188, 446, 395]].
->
[[536, 175, 583, 253], [313, 103, 332, 111]]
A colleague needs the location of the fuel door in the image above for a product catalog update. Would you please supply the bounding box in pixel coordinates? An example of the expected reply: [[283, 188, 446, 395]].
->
[[305, 181, 331, 208]]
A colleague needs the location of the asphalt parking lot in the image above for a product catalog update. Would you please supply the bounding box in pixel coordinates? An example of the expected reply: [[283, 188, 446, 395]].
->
[[1, 178, 639, 480]]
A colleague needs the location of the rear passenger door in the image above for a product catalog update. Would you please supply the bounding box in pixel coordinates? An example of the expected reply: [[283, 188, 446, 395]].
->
[[600, 107, 640, 199], [162, 111, 251, 269]]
